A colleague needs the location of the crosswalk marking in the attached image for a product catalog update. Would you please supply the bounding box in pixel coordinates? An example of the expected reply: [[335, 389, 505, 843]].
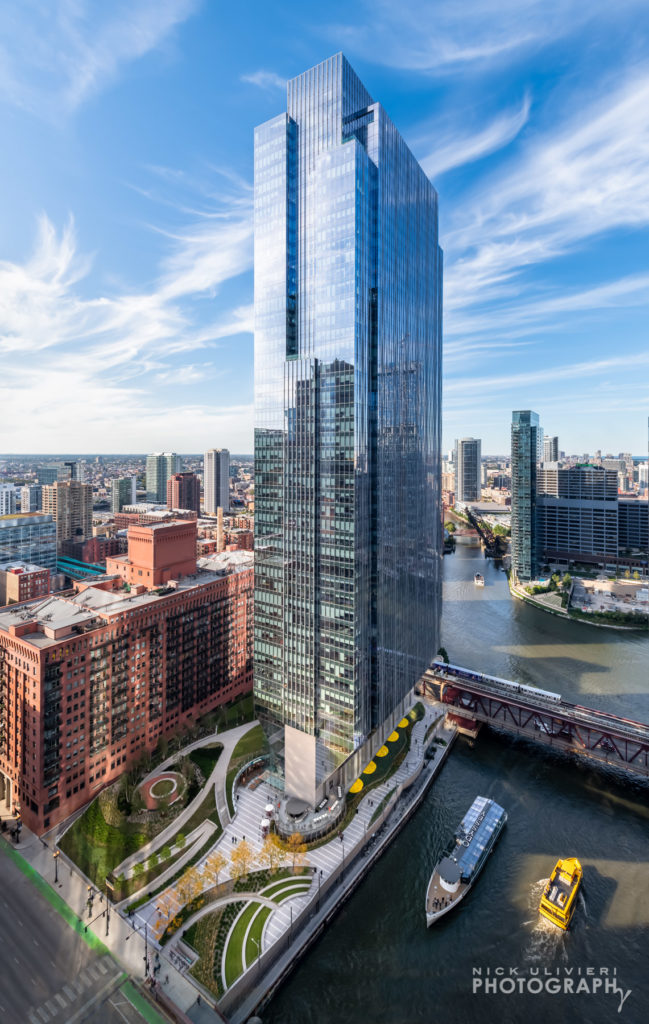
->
[[97, 960, 108, 975], [55, 993, 67, 1008], [63, 985, 75, 1000]]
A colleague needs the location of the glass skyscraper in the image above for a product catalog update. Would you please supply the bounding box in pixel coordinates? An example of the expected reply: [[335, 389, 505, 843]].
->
[[254, 54, 442, 806], [511, 410, 542, 582]]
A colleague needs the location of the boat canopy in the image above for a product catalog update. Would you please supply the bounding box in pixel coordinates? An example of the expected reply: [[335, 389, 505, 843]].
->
[[453, 797, 506, 880]]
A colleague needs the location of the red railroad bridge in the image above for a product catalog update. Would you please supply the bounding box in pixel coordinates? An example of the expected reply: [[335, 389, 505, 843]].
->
[[420, 663, 649, 778]]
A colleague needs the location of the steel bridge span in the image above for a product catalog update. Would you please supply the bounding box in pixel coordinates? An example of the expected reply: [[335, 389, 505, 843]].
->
[[420, 663, 649, 778]]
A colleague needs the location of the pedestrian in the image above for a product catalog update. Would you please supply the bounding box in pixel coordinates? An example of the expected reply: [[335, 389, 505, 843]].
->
[[165, 974, 169, 985]]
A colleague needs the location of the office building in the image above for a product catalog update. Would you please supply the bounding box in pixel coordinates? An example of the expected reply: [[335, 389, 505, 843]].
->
[[146, 453, 181, 503], [167, 472, 201, 516], [0, 525, 253, 833], [110, 477, 137, 514], [454, 438, 481, 503], [511, 410, 542, 582], [204, 449, 230, 515], [20, 485, 42, 512], [543, 435, 559, 463], [37, 464, 71, 485], [0, 562, 50, 606], [0, 514, 57, 572], [254, 54, 442, 805], [536, 466, 619, 566], [0, 486, 17, 516], [42, 481, 93, 549]]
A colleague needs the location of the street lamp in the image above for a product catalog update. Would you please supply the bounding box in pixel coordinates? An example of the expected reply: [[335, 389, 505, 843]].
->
[[53, 849, 60, 885], [251, 935, 261, 974]]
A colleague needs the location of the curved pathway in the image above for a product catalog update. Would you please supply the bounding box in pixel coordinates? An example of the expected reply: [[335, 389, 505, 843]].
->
[[115, 721, 256, 878]]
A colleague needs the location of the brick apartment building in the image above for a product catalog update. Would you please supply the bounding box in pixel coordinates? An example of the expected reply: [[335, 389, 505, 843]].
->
[[0, 562, 50, 605], [0, 520, 253, 833], [167, 472, 201, 516]]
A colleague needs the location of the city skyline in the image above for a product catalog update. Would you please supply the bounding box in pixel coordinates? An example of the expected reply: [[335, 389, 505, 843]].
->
[[1, 1, 648, 454]]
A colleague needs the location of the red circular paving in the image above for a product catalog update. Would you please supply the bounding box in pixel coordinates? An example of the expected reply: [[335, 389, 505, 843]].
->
[[139, 771, 184, 810]]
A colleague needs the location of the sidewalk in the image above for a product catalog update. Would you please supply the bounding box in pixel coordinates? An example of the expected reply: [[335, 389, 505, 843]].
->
[[0, 822, 225, 1021]]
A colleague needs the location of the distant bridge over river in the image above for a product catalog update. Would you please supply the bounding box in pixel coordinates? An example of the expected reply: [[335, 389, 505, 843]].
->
[[420, 663, 649, 778]]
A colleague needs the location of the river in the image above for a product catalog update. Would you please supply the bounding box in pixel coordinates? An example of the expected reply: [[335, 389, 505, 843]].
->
[[265, 539, 649, 1024]]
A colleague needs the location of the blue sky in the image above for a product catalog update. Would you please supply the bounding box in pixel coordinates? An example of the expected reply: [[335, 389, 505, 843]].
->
[[0, 0, 648, 455]]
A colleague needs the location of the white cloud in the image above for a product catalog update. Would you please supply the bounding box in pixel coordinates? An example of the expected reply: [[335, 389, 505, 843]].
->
[[419, 94, 530, 180], [0, 167, 256, 452], [326, 0, 642, 74], [241, 70, 285, 92], [0, 0, 198, 118]]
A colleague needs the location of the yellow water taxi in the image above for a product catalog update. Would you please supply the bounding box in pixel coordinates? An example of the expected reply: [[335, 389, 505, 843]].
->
[[539, 857, 582, 930]]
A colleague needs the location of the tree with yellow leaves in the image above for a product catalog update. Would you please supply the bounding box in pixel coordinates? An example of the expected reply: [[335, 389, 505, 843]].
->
[[230, 839, 255, 882], [260, 833, 286, 875], [205, 850, 227, 888], [286, 832, 307, 872], [176, 865, 203, 905]]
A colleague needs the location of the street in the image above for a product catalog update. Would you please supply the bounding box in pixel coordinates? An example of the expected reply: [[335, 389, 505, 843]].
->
[[0, 841, 163, 1023]]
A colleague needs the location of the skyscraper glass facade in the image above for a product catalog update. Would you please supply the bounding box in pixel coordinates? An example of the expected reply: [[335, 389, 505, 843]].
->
[[511, 410, 542, 582], [254, 54, 442, 804]]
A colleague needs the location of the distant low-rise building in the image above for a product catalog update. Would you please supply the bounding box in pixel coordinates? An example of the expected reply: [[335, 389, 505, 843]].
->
[[0, 562, 50, 606]]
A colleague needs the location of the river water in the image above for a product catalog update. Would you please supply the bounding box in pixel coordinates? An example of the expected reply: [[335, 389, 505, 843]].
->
[[265, 540, 649, 1024]]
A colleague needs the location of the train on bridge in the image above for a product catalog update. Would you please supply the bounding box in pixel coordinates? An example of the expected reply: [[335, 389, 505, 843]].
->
[[420, 662, 649, 778]]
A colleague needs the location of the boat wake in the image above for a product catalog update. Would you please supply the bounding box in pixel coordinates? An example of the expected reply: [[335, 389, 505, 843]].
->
[[522, 879, 567, 964]]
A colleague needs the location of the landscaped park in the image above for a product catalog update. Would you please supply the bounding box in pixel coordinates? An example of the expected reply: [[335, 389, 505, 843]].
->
[[57, 694, 444, 1005]]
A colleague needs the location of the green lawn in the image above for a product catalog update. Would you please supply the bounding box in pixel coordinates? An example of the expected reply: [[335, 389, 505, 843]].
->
[[273, 883, 311, 903], [224, 901, 260, 988], [189, 743, 223, 781], [226, 724, 269, 815], [244, 905, 272, 968], [59, 797, 149, 888]]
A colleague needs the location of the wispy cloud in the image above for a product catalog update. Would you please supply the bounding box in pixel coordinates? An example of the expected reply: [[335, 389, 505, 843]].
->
[[325, 0, 637, 74], [0, 167, 255, 451], [445, 74, 649, 305], [241, 69, 285, 91], [0, 0, 198, 118], [419, 94, 530, 180]]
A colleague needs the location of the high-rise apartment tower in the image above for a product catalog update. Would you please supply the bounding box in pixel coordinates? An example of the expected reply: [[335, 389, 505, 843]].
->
[[543, 436, 559, 463], [254, 54, 442, 805], [146, 453, 181, 503], [511, 410, 542, 582], [204, 449, 230, 515], [454, 438, 481, 503]]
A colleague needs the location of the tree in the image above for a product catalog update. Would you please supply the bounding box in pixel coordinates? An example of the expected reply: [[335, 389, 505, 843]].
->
[[230, 839, 255, 882], [286, 832, 307, 872], [261, 834, 286, 875], [177, 866, 203, 905], [205, 851, 227, 887], [160, 844, 172, 861], [130, 788, 145, 815], [132, 862, 144, 879], [147, 852, 159, 871], [444, 522, 456, 533], [175, 832, 186, 850], [436, 646, 449, 664], [562, 573, 572, 590], [550, 573, 561, 590], [624, 568, 631, 579], [632, 571, 640, 581]]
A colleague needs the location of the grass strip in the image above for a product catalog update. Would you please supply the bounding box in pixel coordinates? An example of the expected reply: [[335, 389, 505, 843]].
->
[[120, 979, 169, 1024], [273, 884, 310, 903], [244, 905, 272, 969], [0, 839, 110, 954], [224, 901, 260, 988], [225, 724, 269, 816]]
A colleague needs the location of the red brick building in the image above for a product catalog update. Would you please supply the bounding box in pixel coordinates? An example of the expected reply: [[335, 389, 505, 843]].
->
[[167, 472, 201, 516], [0, 562, 50, 606], [0, 525, 253, 833]]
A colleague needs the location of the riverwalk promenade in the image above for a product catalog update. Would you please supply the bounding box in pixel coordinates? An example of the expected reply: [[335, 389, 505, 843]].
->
[[2, 699, 455, 1023]]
